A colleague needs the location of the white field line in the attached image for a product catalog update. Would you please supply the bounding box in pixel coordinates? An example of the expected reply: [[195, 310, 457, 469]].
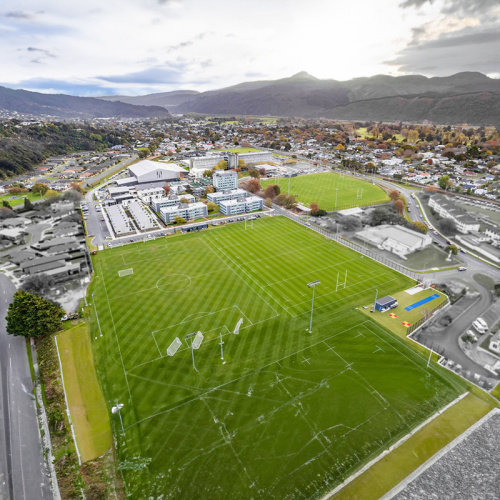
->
[[123, 321, 370, 430], [264, 255, 364, 288], [98, 261, 134, 403], [200, 237, 283, 317]]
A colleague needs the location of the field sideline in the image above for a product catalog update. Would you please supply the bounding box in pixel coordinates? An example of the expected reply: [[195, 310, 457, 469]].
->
[[261, 172, 389, 210], [89, 216, 465, 498]]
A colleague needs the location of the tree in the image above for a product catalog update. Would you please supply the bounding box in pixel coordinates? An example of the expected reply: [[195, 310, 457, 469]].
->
[[272, 184, 281, 196], [275, 193, 287, 206], [207, 202, 218, 212], [388, 190, 400, 201], [69, 182, 83, 194], [264, 185, 277, 200], [6, 291, 64, 338], [310, 202, 320, 215], [138, 148, 150, 158], [446, 244, 458, 255], [32, 183, 49, 196], [264, 197, 272, 208], [21, 274, 56, 297], [204, 185, 215, 195], [215, 160, 228, 170], [412, 221, 429, 234], [238, 159, 246, 169], [23, 197, 34, 210], [283, 195, 297, 210], [163, 184, 171, 195], [246, 179, 261, 193], [2, 200, 13, 210], [248, 168, 260, 178], [44, 190, 59, 199], [438, 218, 456, 234], [179, 197, 190, 204], [394, 199, 405, 215], [174, 216, 186, 224], [0, 207, 15, 219], [438, 175, 450, 190], [203, 169, 213, 178], [342, 216, 362, 231]]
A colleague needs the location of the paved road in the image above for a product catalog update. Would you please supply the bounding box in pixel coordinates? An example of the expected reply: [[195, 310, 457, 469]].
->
[[81, 154, 138, 189], [0, 275, 52, 500]]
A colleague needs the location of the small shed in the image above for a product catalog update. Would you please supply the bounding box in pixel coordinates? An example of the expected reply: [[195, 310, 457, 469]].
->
[[375, 295, 398, 312]]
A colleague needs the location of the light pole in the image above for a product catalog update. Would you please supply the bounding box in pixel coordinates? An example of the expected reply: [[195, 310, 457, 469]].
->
[[219, 332, 226, 364], [371, 289, 378, 313], [334, 188, 339, 211], [307, 280, 321, 333]]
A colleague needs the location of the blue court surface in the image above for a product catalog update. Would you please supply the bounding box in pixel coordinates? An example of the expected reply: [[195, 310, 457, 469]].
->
[[405, 293, 440, 311]]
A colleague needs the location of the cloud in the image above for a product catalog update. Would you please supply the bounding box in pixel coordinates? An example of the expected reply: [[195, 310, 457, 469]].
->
[[27, 47, 56, 57], [400, 0, 499, 17], [166, 32, 210, 52], [4, 11, 32, 19], [386, 27, 500, 75], [98, 66, 184, 85]]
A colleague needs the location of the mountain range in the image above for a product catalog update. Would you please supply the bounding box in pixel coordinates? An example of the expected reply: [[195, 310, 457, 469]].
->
[[0, 86, 170, 119], [1, 72, 499, 124]]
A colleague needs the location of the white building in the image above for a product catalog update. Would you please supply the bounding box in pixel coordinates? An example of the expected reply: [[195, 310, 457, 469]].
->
[[207, 189, 248, 204], [238, 151, 273, 165], [160, 202, 208, 224], [106, 205, 135, 236], [213, 170, 238, 191], [219, 196, 264, 216], [355, 224, 432, 259], [128, 201, 157, 231], [152, 194, 195, 212], [189, 155, 225, 172], [117, 160, 186, 185], [137, 186, 166, 204], [429, 194, 480, 234]]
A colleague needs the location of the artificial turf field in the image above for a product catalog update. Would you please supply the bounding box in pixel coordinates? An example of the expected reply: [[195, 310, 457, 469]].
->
[[89, 216, 464, 499], [260, 172, 389, 211]]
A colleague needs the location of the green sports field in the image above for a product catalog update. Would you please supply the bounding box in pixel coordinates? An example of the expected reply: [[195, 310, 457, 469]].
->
[[89, 216, 464, 499], [261, 172, 389, 211]]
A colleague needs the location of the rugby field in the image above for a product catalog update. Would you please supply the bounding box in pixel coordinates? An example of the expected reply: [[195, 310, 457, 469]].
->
[[88, 216, 464, 499], [261, 172, 388, 210]]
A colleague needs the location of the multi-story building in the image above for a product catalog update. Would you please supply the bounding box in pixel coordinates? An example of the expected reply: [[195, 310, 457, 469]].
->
[[137, 187, 166, 204], [219, 196, 264, 216], [128, 201, 157, 231], [152, 194, 195, 212], [189, 155, 225, 172], [160, 202, 208, 224], [106, 205, 135, 236], [213, 170, 238, 191], [237, 151, 273, 165], [207, 189, 248, 204], [428, 194, 480, 234]]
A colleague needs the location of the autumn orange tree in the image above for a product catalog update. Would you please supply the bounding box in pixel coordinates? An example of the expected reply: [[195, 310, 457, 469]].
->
[[394, 199, 405, 215], [388, 190, 400, 201]]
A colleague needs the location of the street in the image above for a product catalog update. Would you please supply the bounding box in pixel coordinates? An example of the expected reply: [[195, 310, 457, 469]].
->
[[0, 275, 52, 500]]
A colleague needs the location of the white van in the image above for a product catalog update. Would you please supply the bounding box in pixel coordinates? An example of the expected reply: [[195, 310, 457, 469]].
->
[[472, 320, 487, 334], [476, 317, 488, 330]]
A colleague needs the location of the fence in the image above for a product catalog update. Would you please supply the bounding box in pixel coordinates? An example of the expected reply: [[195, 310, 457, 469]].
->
[[271, 205, 422, 280], [406, 298, 449, 335]]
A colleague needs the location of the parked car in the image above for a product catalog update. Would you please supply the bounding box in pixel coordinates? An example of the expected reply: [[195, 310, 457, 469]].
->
[[458, 267, 467, 271], [476, 317, 488, 330], [472, 320, 487, 334]]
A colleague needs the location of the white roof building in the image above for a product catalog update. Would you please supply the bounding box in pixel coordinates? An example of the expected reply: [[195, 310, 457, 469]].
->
[[118, 160, 186, 185]]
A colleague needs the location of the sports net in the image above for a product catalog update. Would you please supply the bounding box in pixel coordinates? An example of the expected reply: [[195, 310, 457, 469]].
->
[[192, 331, 204, 350], [118, 268, 133, 277], [167, 337, 182, 356]]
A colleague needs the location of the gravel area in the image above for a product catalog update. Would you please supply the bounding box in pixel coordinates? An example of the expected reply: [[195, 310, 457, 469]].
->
[[391, 411, 500, 500]]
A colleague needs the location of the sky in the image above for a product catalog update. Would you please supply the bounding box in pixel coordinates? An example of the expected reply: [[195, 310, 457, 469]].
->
[[0, 0, 499, 96]]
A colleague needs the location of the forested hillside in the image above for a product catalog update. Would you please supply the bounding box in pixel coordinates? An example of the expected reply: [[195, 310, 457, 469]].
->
[[0, 121, 130, 179]]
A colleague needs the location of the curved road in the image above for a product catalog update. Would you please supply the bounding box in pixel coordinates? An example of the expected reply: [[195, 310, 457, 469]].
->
[[0, 274, 52, 500]]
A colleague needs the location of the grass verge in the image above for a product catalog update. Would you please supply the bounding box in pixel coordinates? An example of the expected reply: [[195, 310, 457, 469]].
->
[[57, 323, 112, 462]]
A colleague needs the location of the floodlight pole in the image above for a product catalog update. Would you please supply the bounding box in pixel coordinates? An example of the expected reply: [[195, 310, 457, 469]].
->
[[219, 332, 225, 364], [372, 289, 378, 313], [307, 280, 321, 333], [92, 292, 103, 337], [334, 188, 339, 211]]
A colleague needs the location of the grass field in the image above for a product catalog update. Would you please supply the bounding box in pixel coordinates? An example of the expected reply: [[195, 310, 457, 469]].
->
[[213, 147, 262, 153], [89, 216, 464, 498], [0, 191, 45, 207], [57, 324, 112, 461], [261, 172, 389, 211]]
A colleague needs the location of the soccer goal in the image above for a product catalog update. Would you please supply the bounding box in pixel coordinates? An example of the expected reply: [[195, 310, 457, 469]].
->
[[118, 268, 133, 277], [192, 331, 204, 350], [167, 337, 182, 356]]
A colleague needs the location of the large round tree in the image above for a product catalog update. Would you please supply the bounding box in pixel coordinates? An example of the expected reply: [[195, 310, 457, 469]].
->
[[6, 291, 64, 338]]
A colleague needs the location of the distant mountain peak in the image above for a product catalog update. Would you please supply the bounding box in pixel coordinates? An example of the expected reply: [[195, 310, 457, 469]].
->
[[289, 71, 318, 80]]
